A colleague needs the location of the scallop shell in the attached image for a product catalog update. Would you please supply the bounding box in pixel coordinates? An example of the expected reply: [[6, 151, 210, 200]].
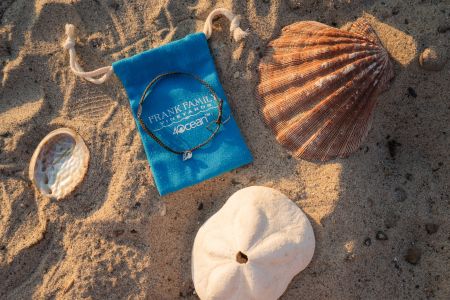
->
[[29, 128, 89, 199], [256, 18, 394, 161]]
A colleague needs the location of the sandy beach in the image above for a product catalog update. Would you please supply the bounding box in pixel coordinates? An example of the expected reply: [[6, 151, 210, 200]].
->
[[1, 0, 449, 299]]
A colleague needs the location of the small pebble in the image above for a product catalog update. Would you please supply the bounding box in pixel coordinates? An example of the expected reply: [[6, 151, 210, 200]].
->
[[0, 31, 11, 57], [419, 46, 448, 71], [407, 87, 417, 98], [376, 231, 388, 240], [404, 247, 421, 265], [0, 132, 12, 138], [344, 253, 355, 261], [437, 23, 450, 33], [393, 257, 400, 269], [231, 179, 241, 185], [113, 229, 124, 237], [387, 139, 401, 158], [392, 7, 400, 15], [425, 223, 439, 235], [249, 176, 257, 183], [379, 9, 391, 21], [394, 187, 407, 202], [179, 286, 195, 297], [385, 213, 399, 229], [157, 202, 167, 216], [89, 38, 102, 49], [364, 237, 372, 246], [107, 0, 120, 10], [287, 0, 301, 9], [233, 71, 240, 79]]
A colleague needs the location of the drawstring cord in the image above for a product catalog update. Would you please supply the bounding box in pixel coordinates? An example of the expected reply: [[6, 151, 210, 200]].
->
[[63, 24, 113, 84], [202, 8, 248, 42], [63, 8, 247, 84]]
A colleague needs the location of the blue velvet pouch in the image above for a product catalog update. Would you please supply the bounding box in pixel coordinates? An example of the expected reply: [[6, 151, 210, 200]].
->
[[112, 32, 253, 195]]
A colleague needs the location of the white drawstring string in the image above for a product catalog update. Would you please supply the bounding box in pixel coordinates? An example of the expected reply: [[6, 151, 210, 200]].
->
[[202, 8, 248, 42], [63, 24, 113, 84], [63, 9, 247, 84]]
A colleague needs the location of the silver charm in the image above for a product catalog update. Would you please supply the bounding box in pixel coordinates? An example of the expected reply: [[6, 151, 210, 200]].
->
[[183, 151, 193, 161]]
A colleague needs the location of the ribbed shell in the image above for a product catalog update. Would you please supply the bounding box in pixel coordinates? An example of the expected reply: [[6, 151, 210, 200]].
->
[[256, 19, 394, 161], [29, 128, 89, 200]]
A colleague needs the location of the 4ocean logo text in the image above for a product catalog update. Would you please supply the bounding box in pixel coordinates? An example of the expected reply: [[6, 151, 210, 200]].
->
[[146, 95, 216, 135]]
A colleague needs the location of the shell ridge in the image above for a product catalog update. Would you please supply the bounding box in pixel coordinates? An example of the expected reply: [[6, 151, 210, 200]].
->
[[269, 58, 378, 136], [336, 60, 392, 157], [318, 61, 387, 159], [259, 48, 376, 86], [348, 18, 381, 44], [264, 53, 383, 128], [318, 79, 380, 160], [270, 36, 373, 50], [258, 51, 375, 107], [282, 23, 371, 43], [278, 55, 385, 155], [256, 19, 394, 161], [264, 43, 380, 69], [258, 49, 379, 101], [282, 21, 329, 30]]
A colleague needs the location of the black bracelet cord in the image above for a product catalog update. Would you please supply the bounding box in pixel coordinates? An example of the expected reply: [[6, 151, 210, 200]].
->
[[137, 72, 224, 160]]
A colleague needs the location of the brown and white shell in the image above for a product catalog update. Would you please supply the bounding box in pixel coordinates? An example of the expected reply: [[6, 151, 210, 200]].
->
[[29, 128, 89, 200], [256, 19, 394, 161]]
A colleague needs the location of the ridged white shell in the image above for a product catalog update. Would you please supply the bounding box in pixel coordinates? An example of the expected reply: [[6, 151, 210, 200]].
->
[[257, 19, 394, 161], [29, 128, 89, 200]]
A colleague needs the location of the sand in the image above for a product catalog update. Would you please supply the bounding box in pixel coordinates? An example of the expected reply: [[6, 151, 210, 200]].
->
[[0, 0, 449, 299]]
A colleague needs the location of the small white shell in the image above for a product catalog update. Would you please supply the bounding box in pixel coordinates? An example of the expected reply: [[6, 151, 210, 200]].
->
[[29, 128, 89, 200]]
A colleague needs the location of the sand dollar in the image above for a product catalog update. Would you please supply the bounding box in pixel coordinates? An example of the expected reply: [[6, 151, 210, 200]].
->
[[192, 186, 315, 300]]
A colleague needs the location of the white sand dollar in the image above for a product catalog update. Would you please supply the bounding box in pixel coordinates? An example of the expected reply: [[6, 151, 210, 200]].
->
[[192, 186, 315, 300], [29, 128, 89, 200]]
